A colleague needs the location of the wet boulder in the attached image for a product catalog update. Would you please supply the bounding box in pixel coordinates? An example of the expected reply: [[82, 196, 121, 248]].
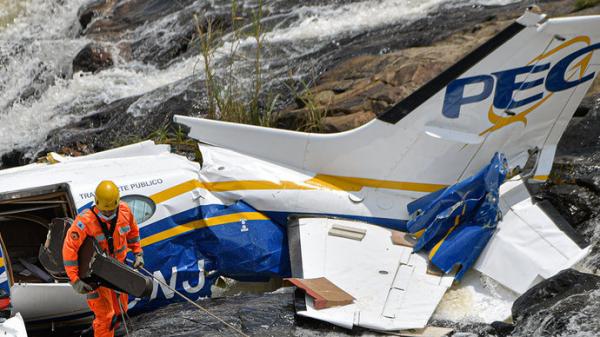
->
[[511, 269, 600, 337], [556, 93, 600, 159], [532, 93, 600, 242], [77, 0, 113, 31], [40, 75, 208, 155], [322, 111, 376, 133], [536, 183, 600, 235], [75, 0, 234, 68], [126, 290, 365, 337], [0, 149, 27, 169], [81, 0, 199, 35], [72, 43, 113, 74]]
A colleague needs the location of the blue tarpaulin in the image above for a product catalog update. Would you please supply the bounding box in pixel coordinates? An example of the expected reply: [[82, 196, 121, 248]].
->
[[406, 153, 508, 280]]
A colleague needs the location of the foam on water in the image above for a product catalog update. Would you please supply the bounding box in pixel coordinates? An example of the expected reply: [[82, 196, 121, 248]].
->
[[0, 0, 203, 156], [263, 0, 451, 43], [561, 289, 600, 337], [434, 270, 517, 324], [262, 0, 520, 43]]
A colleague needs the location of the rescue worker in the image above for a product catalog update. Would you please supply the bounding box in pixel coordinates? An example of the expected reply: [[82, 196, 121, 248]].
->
[[62, 180, 144, 337]]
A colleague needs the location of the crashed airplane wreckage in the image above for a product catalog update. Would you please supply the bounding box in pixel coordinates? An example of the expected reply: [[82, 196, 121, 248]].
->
[[0, 8, 598, 333]]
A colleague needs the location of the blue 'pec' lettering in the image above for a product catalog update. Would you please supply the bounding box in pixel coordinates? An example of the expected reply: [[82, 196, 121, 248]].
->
[[442, 75, 494, 118], [492, 63, 548, 110], [442, 42, 600, 118], [546, 42, 600, 92]]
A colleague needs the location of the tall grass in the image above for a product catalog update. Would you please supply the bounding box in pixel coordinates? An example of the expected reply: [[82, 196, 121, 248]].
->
[[148, 125, 202, 162], [285, 75, 328, 133], [194, 0, 277, 127], [574, 0, 600, 11]]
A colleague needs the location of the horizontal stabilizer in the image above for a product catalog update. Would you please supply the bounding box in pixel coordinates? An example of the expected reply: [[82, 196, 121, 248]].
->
[[474, 177, 590, 294], [288, 217, 454, 331], [58, 141, 171, 163]]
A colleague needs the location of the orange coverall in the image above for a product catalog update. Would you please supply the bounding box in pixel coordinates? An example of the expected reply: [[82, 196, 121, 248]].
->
[[63, 202, 142, 337]]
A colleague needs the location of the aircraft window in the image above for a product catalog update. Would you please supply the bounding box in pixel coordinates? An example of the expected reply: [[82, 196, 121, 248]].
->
[[122, 195, 156, 224]]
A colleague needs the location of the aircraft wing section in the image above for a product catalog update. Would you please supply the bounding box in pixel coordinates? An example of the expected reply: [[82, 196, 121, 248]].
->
[[65, 140, 171, 162], [288, 217, 454, 331], [474, 177, 590, 294]]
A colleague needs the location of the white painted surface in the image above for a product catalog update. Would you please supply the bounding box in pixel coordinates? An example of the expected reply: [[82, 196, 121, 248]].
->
[[291, 217, 453, 331], [475, 177, 590, 294], [0, 313, 27, 337], [11, 283, 89, 322]]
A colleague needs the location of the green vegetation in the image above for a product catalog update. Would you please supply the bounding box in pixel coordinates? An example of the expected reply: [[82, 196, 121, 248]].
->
[[149, 125, 202, 163], [103, 125, 200, 163], [286, 76, 328, 132], [129, 0, 325, 158], [194, 0, 278, 127], [149, 125, 196, 147], [574, 0, 600, 11], [44, 0, 331, 162], [192, 0, 325, 131], [300, 91, 327, 133]]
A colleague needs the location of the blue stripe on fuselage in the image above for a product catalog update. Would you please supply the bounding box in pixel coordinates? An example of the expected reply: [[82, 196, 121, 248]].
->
[[138, 203, 227, 238], [82, 200, 408, 239], [264, 210, 408, 231]]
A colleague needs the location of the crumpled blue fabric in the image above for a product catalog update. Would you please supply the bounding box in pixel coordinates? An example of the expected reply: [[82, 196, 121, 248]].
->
[[406, 153, 508, 280]]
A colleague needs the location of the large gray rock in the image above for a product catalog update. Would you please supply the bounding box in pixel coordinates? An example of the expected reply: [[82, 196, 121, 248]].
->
[[125, 291, 356, 337], [72, 43, 113, 74], [511, 269, 600, 337], [76, 0, 232, 68], [40, 76, 208, 156]]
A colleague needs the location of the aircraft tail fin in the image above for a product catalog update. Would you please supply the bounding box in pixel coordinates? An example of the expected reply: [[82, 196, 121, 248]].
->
[[176, 9, 600, 189]]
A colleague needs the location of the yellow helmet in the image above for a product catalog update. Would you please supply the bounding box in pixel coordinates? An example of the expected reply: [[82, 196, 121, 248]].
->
[[95, 180, 120, 211]]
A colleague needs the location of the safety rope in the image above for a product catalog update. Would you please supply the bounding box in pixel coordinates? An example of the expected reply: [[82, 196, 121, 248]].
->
[[127, 259, 249, 337], [116, 292, 130, 336]]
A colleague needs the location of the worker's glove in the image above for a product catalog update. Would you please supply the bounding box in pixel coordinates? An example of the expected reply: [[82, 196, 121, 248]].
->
[[71, 279, 93, 294], [133, 252, 144, 269]]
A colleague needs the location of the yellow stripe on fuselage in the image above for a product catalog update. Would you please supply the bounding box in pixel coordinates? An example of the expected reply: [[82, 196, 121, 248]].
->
[[150, 180, 315, 204], [0, 257, 4, 268], [150, 176, 447, 205], [306, 174, 447, 193], [140, 212, 268, 247]]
